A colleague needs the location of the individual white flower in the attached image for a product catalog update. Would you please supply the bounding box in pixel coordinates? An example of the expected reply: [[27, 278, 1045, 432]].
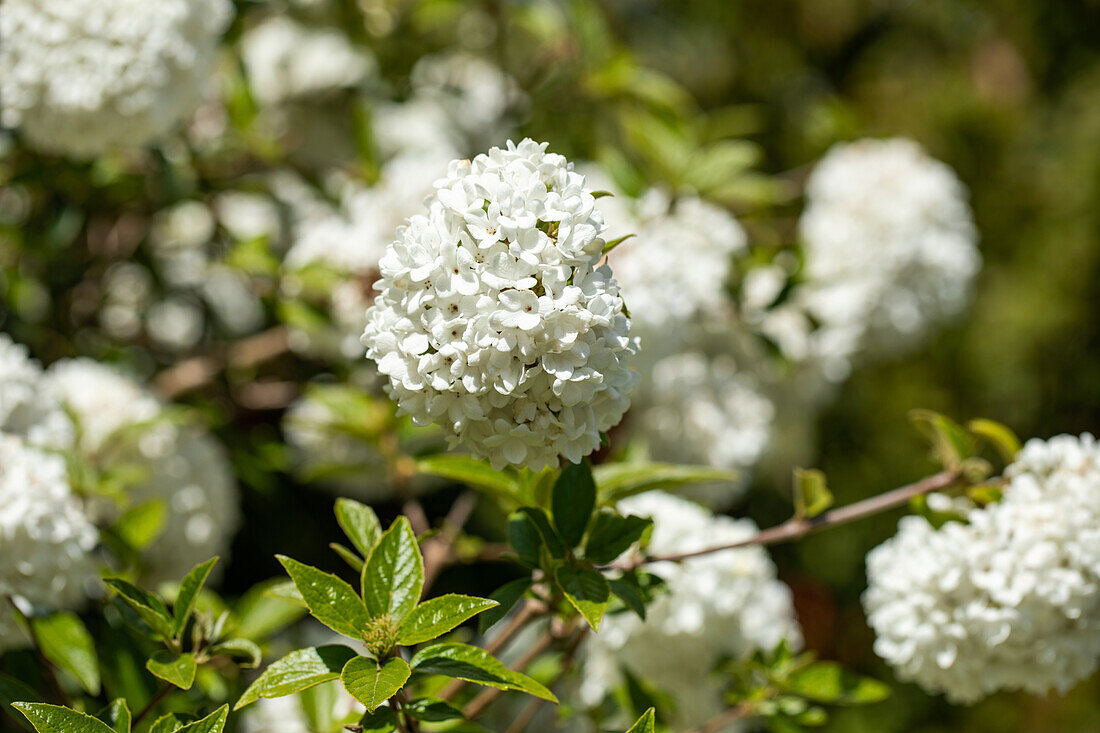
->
[[602, 189, 747, 337], [0, 334, 68, 445], [0, 434, 99, 652], [241, 16, 375, 105], [864, 433, 1100, 704], [579, 492, 801, 729], [41, 359, 240, 584], [796, 138, 980, 371], [364, 140, 638, 470], [637, 352, 774, 508], [0, 0, 233, 156]]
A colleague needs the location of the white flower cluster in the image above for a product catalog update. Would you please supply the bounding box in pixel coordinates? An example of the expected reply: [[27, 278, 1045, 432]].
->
[[241, 16, 375, 105], [0, 335, 68, 445], [0, 435, 99, 652], [795, 138, 980, 376], [864, 433, 1100, 703], [240, 682, 364, 733], [0, 0, 233, 156], [601, 189, 747, 337], [638, 353, 774, 508], [364, 140, 638, 471], [580, 492, 801, 729], [41, 360, 241, 584]]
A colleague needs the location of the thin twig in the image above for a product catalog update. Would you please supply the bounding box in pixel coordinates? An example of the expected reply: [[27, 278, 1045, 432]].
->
[[153, 326, 290, 399], [608, 469, 963, 571], [6, 598, 70, 707], [422, 491, 478, 592], [505, 696, 548, 733], [402, 498, 431, 537], [133, 683, 174, 727], [687, 702, 754, 733]]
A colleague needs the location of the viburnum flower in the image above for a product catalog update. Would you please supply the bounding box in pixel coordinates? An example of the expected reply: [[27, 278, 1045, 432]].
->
[[579, 491, 801, 729], [0, 434, 99, 652], [363, 139, 638, 471], [864, 433, 1100, 703], [41, 359, 241, 584], [0, 0, 233, 157]]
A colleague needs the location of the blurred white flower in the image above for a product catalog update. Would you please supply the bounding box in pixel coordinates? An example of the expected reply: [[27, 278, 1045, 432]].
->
[[147, 297, 205, 352], [864, 433, 1100, 703], [0, 334, 68, 445], [150, 200, 217, 253], [795, 138, 980, 376], [241, 16, 375, 105], [638, 352, 774, 508], [41, 359, 240, 584], [602, 189, 746, 337], [580, 491, 801, 729], [215, 191, 283, 243], [0, 0, 233, 156], [0, 434, 99, 652], [364, 140, 638, 471]]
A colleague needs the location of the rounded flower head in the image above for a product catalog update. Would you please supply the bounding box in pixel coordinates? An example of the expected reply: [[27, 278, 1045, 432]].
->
[[0, 334, 69, 445], [579, 492, 801, 729], [42, 359, 240, 584], [0, 434, 99, 652], [363, 139, 638, 471], [864, 433, 1100, 703], [0, 0, 233, 156], [797, 138, 980, 366]]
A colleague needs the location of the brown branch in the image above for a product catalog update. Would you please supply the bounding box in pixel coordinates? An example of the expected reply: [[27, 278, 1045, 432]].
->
[[402, 498, 431, 537], [687, 702, 754, 733], [608, 469, 963, 571], [422, 491, 478, 592], [152, 326, 290, 399], [133, 683, 175, 726]]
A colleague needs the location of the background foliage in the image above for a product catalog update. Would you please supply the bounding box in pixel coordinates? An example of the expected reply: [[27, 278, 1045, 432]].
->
[[3, 0, 1100, 730]]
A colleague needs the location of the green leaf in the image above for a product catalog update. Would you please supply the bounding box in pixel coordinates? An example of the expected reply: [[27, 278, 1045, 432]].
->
[[584, 511, 652, 564], [148, 714, 185, 733], [625, 707, 656, 733], [146, 652, 196, 690], [910, 410, 975, 468], [479, 578, 532, 634], [516, 507, 565, 557], [209, 638, 262, 668], [415, 455, 523, 505], [235, 645, 359, 710], [12, 703, 116, 733], [594, 463, 739, 501], [0, 673, 40, 731], [173, 558, 218, 636], [608, 577, 647, 620], [335, 499, 383, 558], [276, 556, 372, 640], [507, 513, 543, 566], [602, 233, 636, 254], [397, 595, 499, 646], [967, 418, 1021, 463], [410, 643, 557, 702], [792, 468, 832, 520], [340, 656, 411, 713], [361, 517, 424, 623], [555, 565, 610, 631], [103, 579, 174, 640], [403, 697, 463, 722], [356, 707, 399, 732], [330, 543, 365, 573], [175, 705, 229, 733], [31, 612, 100, 695], [95, 700, 130, 733], [783, 662, 891, 704], [552, 461, 596, 548], [261, 580, 307, 608], [116, 500, 166, 551]]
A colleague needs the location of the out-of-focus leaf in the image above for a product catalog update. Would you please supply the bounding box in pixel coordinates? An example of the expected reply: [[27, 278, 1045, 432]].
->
[[209, 638, 262, 668], [403, 697, 464, 722], [783, 662, 891, 704], [967, 418, 1021, 463], [793, 468, 832, 519], [103, 579, 174, 640], [585, 511, 651, 564], [31, 612, 100, 695], [234, 579, 308, 639], [910, 410, 975, 468], [116, 500, 166, 551], [95, 699, 130, 733], [595, 463, 739, 501], [415, 455, 524, 505], [479, 578, 531, 634]]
